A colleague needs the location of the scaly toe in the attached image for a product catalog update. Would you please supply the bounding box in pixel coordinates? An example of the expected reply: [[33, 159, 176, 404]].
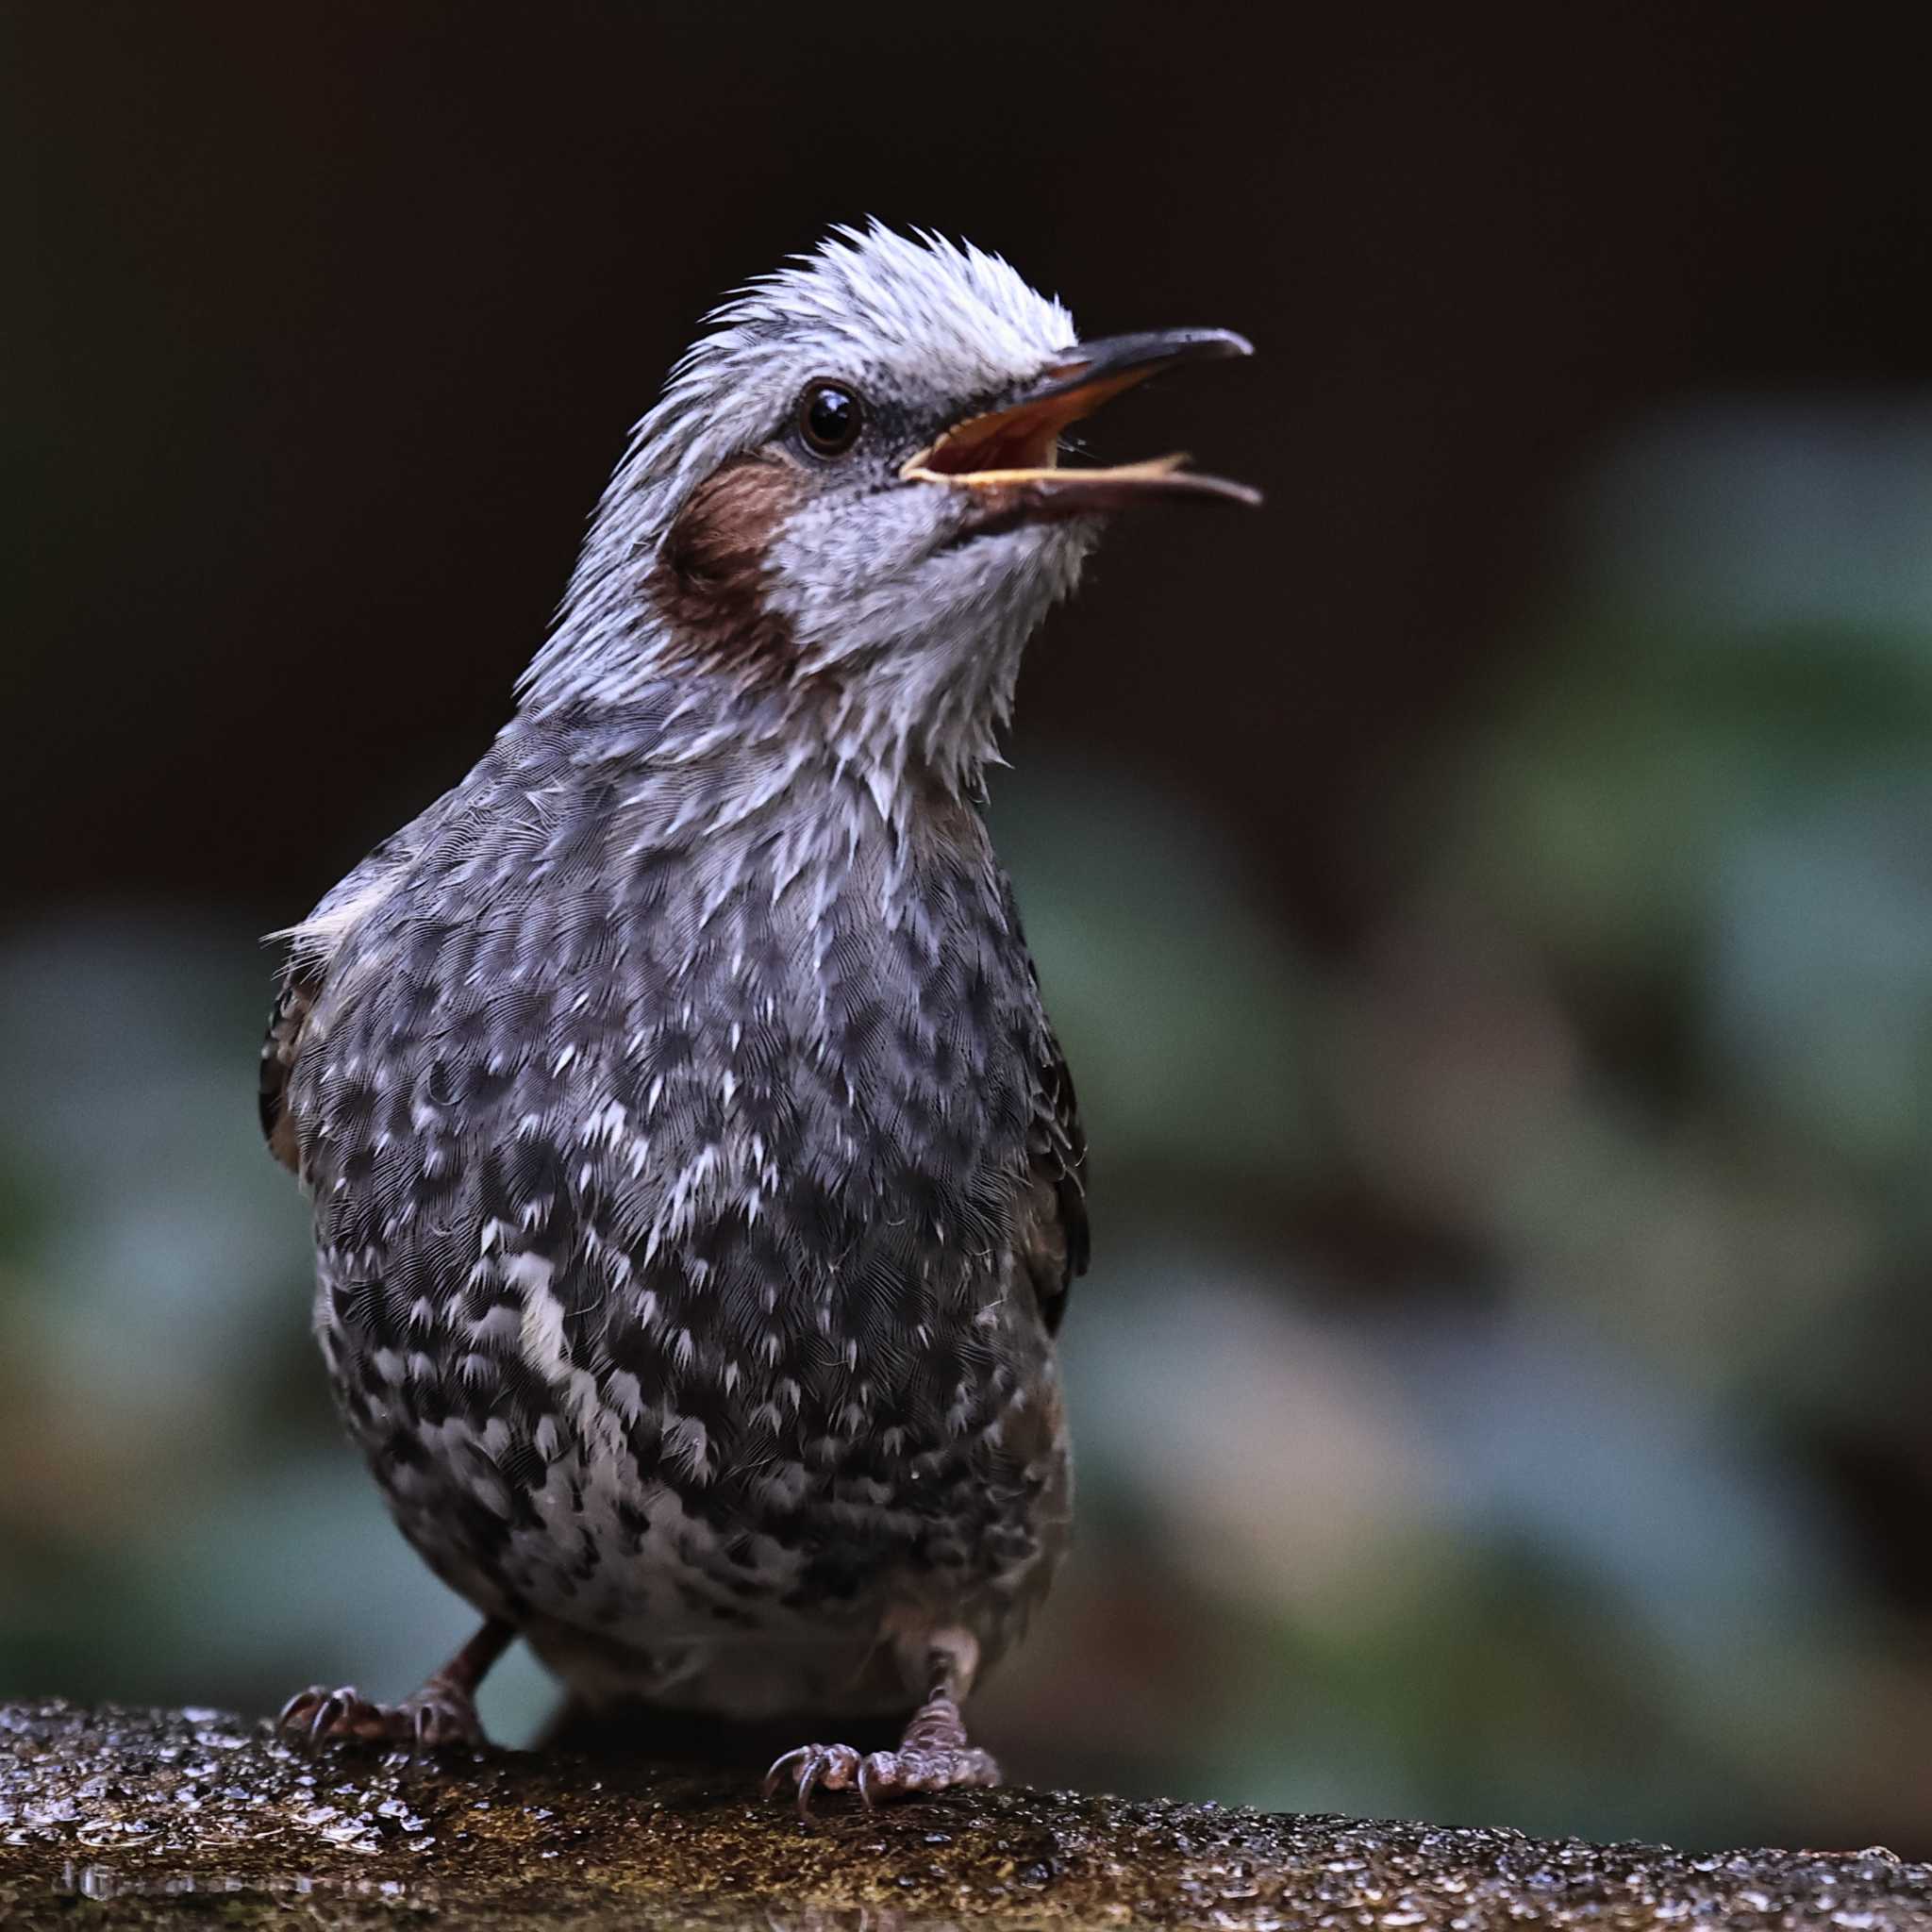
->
[[857, 1744, 1001, 1800], [898, 1743, 1001, 1792], [764, 1738, 1001, 1816], [405, 1688, 486, 1754]]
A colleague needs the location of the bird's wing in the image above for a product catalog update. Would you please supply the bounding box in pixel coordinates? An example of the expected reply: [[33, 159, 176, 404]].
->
[[259, 960, 323, 1172], [259, 801, 456, 1175], [1024, 1027, 1090, 1336]]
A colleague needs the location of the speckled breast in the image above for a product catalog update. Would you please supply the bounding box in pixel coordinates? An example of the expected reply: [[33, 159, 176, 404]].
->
[[291, 732, 1072, 1710]]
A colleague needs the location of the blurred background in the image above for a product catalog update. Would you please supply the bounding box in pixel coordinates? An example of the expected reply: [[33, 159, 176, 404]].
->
[[8, 1, 1932, 1858]]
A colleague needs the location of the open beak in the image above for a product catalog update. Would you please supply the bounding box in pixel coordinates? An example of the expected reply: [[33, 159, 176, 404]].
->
[[903, 327, 1260, 529]]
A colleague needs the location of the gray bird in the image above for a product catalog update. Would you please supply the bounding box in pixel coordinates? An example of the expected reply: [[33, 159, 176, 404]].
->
[[262, 225, 1256, 1809]]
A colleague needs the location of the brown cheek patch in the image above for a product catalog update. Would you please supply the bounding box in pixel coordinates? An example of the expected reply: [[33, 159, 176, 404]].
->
[[649, 458, 807, 679]]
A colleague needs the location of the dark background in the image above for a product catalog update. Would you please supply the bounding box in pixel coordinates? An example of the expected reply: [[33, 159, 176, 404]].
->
[[8, 3, 1932, 1855]]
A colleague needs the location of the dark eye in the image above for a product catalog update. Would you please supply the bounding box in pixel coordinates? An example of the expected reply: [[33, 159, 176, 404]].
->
[[799, 382, 863, 457]]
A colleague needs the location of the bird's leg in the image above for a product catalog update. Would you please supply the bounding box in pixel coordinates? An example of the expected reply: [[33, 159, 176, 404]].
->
[[277, 1617, 512, 1752], [763, 1631, 1001, 1817]]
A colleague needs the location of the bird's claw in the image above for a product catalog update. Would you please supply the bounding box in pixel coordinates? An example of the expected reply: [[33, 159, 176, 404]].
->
[[277, 1683, 365, 1746], [763, 1741, 863, 1818], [275, 1679, 485, 1756], [762, 1739, 1000, 1818]]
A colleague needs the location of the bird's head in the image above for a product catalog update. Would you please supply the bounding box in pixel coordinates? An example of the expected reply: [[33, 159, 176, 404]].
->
[[525, 225, 1256, 795]]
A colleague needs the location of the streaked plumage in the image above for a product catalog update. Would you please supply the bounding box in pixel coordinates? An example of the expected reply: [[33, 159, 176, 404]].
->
[[265, 225, 1252, 1804]]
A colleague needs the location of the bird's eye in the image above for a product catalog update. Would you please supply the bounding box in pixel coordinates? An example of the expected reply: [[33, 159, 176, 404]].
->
[[799, 382, 863, 458]]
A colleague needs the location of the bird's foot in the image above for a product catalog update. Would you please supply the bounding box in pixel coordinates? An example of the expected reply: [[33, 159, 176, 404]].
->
[[275, 1619, 510, 1757], [275, 1676, 487, 1754], [762, 1691, 999, 1817]]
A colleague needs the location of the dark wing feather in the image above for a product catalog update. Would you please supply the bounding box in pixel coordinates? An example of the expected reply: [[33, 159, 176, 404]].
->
[[260, 963, 321, 1172], [1026, 1031, 1090, 1335]]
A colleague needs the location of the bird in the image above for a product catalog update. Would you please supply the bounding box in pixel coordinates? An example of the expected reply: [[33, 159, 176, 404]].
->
[[261, 224, 1256, 1811]]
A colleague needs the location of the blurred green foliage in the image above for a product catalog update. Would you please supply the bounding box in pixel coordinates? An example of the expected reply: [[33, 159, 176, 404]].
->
[[6, 403, 1932, 1853]]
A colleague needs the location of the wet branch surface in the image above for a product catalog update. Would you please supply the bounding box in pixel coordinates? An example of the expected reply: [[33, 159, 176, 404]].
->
[[2, 1700, 1929, 1930]]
